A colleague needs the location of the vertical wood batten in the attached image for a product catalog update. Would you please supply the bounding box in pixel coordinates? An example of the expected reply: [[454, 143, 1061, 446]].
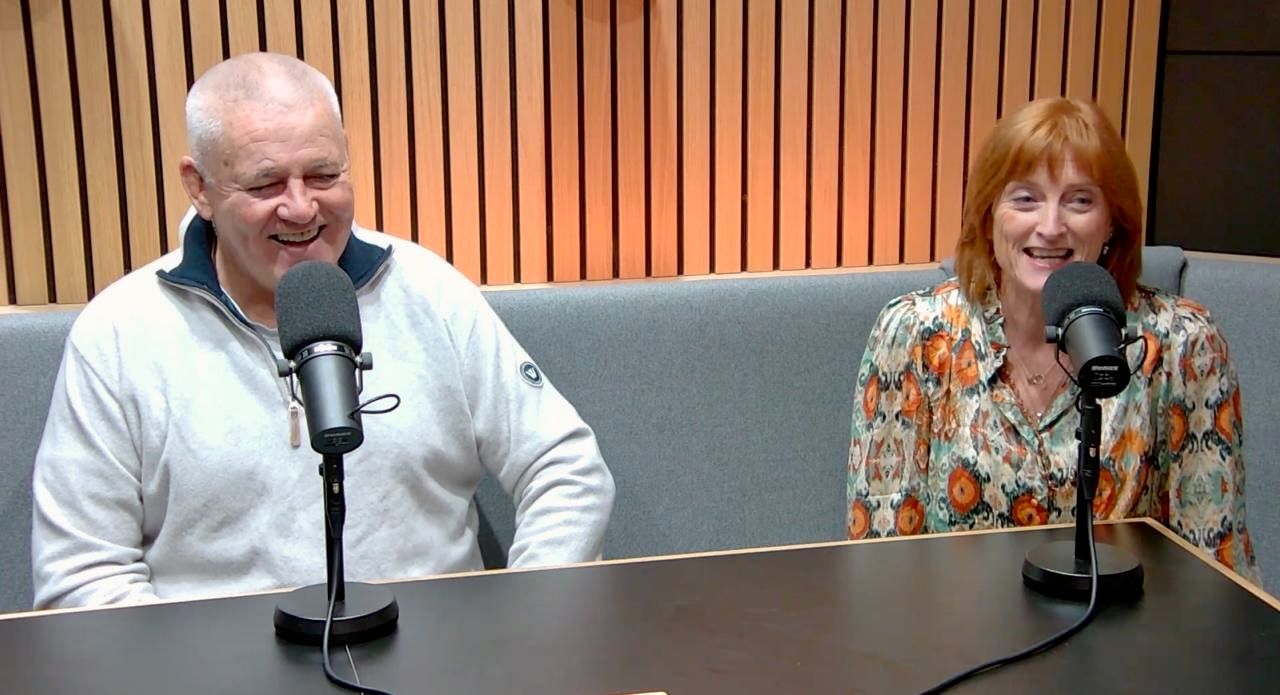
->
[[934, 0, 969, 260], [547, 0, 581, 281], [263, 0, 297, 54], [966, 0, 1001, 175], [680, 0, 711, 276], [1095, 0, 1130, 130], [187, 0, 223, 77], [649, 0, 678, 278], [615, 0, 646, 279], [298, 0, 334, 83], [408, 0, 448, 257], [1001, 0, 1034, 116], [479, 0, 516, 283], [581, 0, 613, 280], [69, 0, 124, 294], [225, 0, 261, 55], [775, 0, 808, 270], [0, 0, 48, 303], [512, 0, 548, 282], [1065, 0, 1099, 100], [372, 0, 412, 239], [336, 0, 377, 231], [1034, 0, 1067, 98], [902, 0, 938, 265], [1125, 0, 1159, 219], [443, 0, 483, 282], [31, 0, 89, 303], [871, 0, 904, 265], [808, 0, 841, 269], [743, 0, 775, 272], [711, 0, 743, 273], [110, 0, 164, 271], [840, 0, 873, 267], [150, 0, 192, 250]]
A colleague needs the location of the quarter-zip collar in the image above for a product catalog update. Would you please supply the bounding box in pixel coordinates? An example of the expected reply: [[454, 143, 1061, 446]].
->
[[155, 215, 393, 325]]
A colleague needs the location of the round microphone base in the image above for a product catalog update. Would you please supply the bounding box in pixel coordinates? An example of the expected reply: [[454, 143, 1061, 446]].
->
[[1022, 540, 1144, 602], [274, 582, 399, 645]]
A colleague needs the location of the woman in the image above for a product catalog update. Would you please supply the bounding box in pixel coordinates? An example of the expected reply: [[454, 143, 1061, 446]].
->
[[845, 97, 1258, 581]]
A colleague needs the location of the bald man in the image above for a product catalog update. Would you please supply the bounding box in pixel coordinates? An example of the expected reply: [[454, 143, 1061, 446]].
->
[[30, 53, 614, 609]]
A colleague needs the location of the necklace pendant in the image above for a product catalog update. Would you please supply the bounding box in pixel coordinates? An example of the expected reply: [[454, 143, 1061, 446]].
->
[[1027, 374, 1045, 386]]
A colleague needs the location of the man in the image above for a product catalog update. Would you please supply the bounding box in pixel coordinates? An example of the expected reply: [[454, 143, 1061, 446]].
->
[[30, 53, 615, 609]]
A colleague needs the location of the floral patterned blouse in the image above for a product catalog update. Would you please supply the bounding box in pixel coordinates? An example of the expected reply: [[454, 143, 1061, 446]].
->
[[846, 278, 1259, 583]]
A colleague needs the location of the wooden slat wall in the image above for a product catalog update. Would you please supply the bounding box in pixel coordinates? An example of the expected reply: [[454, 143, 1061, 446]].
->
[[0, 0, 1163, 306]]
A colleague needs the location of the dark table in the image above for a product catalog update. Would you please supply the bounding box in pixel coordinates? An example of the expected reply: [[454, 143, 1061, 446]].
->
[[2, 519, 1277, 694]]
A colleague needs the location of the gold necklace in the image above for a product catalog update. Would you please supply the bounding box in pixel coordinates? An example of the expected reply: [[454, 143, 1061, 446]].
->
[[1006, 349, 1058, 386]]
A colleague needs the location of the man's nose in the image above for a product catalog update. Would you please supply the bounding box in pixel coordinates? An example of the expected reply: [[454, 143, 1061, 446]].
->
[[276, 179, 318, 223]]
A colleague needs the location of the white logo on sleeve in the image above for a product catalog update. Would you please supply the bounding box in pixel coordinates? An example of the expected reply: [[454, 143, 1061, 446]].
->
[[519, 361, 544, 387]]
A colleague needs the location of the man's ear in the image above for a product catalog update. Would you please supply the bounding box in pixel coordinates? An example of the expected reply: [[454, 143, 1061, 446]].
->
[[179, 156, 215, 221]]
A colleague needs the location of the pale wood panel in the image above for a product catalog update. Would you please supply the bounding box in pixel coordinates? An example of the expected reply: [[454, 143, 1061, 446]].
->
[[616, 1, 647, 279], [226, 0, 261, 56], [649, 0, 678, 278], [902, 0, 938, 264], [744, 0, 775, 272], [776, 0, 808, 270], [443, 0, 483, 283], [1065, 0, 1099, 100], [31, 0, 88, 303], [0, 0, 48, 303], [808, 0, 841, 269], [336, 0, 377, 231], [372, 0, 412, 240], [263, 0, 298, 55], [69, 0, 125, 293], [841, 0, 873, 267], [871, 0, 905, 265], [967, 0, 1001, 174], [299, 0, 335, 84], [512, 0, 548, 282], [188, 0, 224, 78], [1096, 0, 1131, 130], [110, 0, 164, 270], [150, 0, 192, 251], [680, 0, 711, 276], [712, 0, 743, 273], [1034, 0, 1067, 98], [479, 0, 516, 284], [582, 0, 613, 280], [934, 0, 969, 260], [408, 0, 448, 257], [1002, 0, 1035, 116], [547, 0, 581, 281], [1126, 0, 1160, 215]]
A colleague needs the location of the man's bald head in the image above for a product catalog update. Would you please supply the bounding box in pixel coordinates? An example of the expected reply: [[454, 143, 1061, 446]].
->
[[185, 53, 342, 176]]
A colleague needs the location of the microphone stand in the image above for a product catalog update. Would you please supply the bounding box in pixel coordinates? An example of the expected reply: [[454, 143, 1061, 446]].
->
[[1021, 390, 1144, 601]]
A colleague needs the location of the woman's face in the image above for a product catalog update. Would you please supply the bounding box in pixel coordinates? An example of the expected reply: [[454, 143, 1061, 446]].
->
[[991, 156, 1112, 302]]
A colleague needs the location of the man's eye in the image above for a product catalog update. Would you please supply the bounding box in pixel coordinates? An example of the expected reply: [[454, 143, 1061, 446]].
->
[[308, 174, 339, 186], [247, 182, 282, 195]]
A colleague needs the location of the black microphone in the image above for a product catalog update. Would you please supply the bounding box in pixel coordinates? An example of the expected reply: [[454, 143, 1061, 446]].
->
[[275, 261, 368, 455], [1042, 262, 1131, 399]]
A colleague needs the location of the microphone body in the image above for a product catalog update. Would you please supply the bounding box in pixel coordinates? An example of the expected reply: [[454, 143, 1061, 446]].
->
[[1042, 262, 1130, 399], [293, 341, 363, 454]]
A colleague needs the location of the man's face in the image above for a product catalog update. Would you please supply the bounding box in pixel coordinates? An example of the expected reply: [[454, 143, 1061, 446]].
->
[[185, 100, 355, 305]]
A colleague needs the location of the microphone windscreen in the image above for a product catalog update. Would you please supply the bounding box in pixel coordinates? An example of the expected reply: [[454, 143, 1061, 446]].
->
[[275, 261, 363, 359], [1041, 262, 1126, 328]]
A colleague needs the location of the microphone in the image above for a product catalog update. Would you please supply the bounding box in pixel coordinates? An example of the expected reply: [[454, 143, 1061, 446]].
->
[[275, 261, 369, 455], [1042, 262, 1131, 399]]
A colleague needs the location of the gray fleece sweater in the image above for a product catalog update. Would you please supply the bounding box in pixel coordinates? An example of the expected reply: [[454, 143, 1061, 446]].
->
[[31, 221, 614, 609]]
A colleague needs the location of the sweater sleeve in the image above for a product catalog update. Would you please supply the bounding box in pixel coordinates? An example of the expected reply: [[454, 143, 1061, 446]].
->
[[454, 290, 615, 567], [1159, 302, 1260, 584], [847, 293, 934, 539], [31, 333, 158, 609]]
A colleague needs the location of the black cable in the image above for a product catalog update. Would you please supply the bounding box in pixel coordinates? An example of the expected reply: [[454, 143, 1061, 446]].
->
[[918, 512, 1102, 694], [321, 554, 395, 695]]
